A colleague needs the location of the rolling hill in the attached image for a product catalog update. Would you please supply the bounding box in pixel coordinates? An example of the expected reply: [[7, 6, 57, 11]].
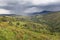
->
[[0, 11, 60, 40], [30, 11, 60, 33]]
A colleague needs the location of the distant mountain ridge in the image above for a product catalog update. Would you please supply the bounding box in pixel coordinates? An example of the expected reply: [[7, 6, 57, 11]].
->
[[28, 11, 52, 16], [0, 14, 18, 16]]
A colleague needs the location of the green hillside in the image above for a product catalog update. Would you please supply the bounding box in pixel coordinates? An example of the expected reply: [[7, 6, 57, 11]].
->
[[30, 12, 60, 33], [0, 12, 60, 40], [42, 12, 60, 33]]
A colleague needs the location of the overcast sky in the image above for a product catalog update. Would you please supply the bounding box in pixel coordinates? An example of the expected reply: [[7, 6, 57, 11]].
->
[[0, 0, 60, 15]]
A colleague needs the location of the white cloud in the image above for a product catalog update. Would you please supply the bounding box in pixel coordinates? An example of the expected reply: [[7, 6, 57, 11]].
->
[[0, 0, 7, 6], [0, 9, 11, 14], [18, 0, 60, 5], [30, 0, 59, 5], [0, 3, 7, 6], [24, 7, 43, 13]]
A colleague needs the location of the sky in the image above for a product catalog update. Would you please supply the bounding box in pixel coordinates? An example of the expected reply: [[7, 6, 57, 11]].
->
[[0, 0, 60, 15]]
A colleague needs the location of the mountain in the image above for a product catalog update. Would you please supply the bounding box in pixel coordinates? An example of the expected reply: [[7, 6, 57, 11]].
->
[[28, 11, 52, 16]]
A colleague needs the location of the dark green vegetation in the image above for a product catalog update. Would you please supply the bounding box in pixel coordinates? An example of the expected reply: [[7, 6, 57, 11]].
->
[[0, 12, 60, 40]]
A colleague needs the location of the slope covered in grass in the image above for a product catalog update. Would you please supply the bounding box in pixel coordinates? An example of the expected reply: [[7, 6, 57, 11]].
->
[[30, 12, 60, 33], [0, 11, 60, 40], [0, 16, 50, 40], [42, 12, 60, 33], [0, 21, 60, 40]]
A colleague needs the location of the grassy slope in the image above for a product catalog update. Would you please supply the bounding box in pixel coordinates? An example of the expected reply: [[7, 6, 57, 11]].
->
[[0, 11, 60, 40], [0, 21, 59, 40], [30, 12, 60, 33], [42, 12, 60, 33]]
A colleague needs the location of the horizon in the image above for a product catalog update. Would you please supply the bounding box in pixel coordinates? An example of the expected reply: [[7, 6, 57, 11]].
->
[[0, 0, 60, 15]]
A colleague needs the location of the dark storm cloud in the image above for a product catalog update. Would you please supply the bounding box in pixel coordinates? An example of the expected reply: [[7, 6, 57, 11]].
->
[[0, 0, 60, 15]]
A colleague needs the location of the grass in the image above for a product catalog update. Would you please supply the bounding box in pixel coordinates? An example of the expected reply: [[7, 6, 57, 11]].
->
[[0, 15, 60, 40]]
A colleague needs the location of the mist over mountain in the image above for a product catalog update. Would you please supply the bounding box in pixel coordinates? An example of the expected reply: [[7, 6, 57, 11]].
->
[[28, 11, 53, 16], [0, 10, 59, 16]]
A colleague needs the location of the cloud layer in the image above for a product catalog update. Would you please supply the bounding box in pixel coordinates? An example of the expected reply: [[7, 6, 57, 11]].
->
[[0, 0, 60, 15], [0, 9, 11, 14]]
